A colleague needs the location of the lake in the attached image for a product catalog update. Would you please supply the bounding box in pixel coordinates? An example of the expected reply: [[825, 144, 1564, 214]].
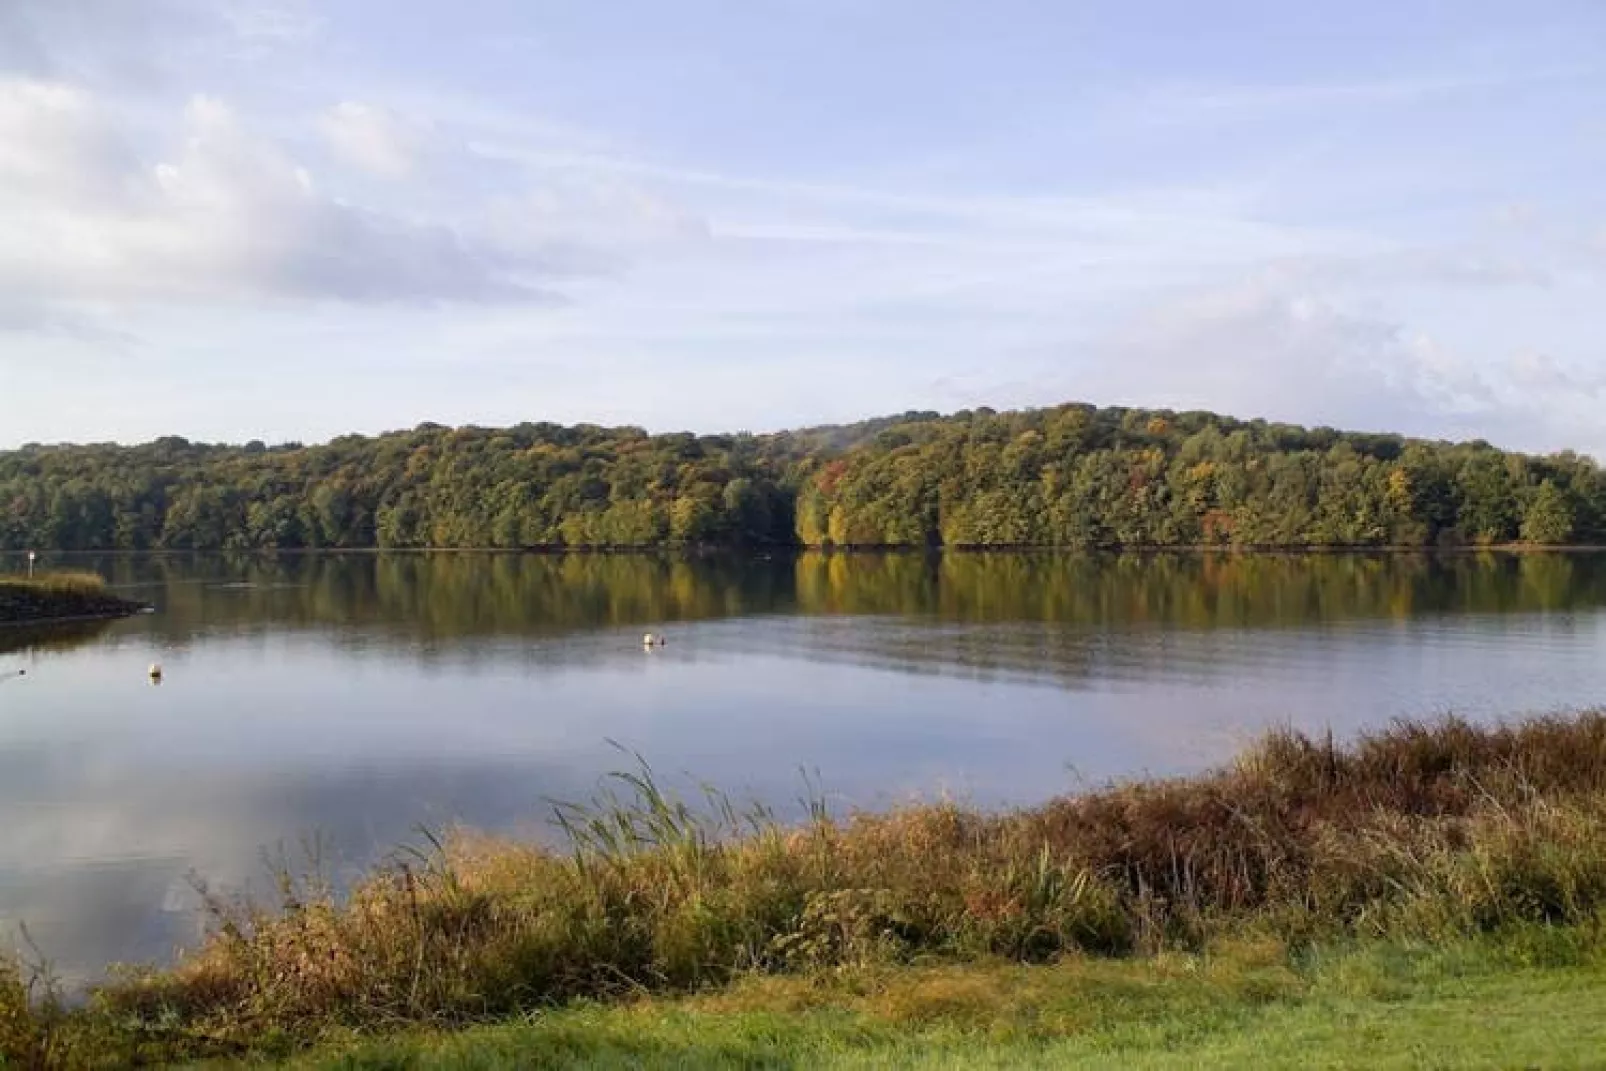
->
[[4, 550, 1606, 981]]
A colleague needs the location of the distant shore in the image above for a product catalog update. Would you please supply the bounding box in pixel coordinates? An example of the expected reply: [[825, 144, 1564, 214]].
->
[[10, 541, 1606, 560], [0, 573, 146, 625]]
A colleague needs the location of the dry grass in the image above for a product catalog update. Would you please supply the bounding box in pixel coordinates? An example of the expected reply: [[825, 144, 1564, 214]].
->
[[9, 714, 1606, 1067], [0, 572, 108, 597]]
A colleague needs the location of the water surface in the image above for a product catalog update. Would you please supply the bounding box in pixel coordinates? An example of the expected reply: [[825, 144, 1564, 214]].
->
[[3, 551, 1606, 979]]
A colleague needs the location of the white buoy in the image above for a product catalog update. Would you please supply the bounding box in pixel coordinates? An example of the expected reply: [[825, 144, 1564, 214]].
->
[[643, 633, 656, 647], [148, 662, 163, 682]]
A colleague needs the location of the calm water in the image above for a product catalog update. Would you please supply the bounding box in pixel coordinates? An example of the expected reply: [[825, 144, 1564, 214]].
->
[[4, 550, 1606, 979]]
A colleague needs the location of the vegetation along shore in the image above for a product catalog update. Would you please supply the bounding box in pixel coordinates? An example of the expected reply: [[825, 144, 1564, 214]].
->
[[2, 402, 1601, 554], [6, 712, 1606, 1066], [0, 573, 144, 626]]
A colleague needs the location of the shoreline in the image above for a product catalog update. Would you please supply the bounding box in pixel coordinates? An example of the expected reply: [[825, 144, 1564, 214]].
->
[[9, 542, 1604, 560], [0, 606, 148, 629], [0, 576, 148, 627], [7, 712, 1606, 1066]]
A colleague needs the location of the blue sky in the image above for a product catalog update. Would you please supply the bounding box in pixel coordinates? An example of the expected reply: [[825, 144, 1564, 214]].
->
[[1, 0, 1603, 454]]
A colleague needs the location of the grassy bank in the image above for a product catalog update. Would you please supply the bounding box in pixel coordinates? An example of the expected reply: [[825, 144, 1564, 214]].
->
[[0, 573, 144, 624], [7, 713, 1606, 1067], [277, 926, 1606, 1069]]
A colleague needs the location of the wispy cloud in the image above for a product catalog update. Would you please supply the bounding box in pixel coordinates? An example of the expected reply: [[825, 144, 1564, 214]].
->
[[1114, 64, 1600, 128], [469, 140, 1384, 272], [219, 0, 324, 43], [319, 100, 428, 179]]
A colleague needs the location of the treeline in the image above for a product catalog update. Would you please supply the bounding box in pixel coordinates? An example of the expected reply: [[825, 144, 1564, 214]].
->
[[1, 404, 1601, 551], [0, 423, 800, 552], [794, 406, 1602, 548]]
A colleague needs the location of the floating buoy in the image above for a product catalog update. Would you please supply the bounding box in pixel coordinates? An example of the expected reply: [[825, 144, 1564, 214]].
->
[[148, 663, 163, 682], [642, 633, 667, 648]]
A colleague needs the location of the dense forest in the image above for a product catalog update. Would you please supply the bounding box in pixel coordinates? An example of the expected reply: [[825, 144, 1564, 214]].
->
[[1, 404, 1601, 551]]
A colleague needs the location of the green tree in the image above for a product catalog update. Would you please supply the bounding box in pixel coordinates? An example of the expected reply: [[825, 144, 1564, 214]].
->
[[1521, 480, 1575, 545]]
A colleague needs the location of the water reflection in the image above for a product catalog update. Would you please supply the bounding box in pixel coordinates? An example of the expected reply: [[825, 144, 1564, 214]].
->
[[0, 620, 116, 658], [14, 549, 1606, 647], [2, 551, 1605, 982], [22, 551, 1606, 692]]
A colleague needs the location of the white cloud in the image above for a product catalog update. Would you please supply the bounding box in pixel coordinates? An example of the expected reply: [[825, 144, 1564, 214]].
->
[[319, 101, 426, 179], [1507, 351, 1606, 396], [0, 294, 133, 344], [1081, 276, 1606, 458], [0, 73, 730, 333], [1087, 279, 1491, 436], [0, 81, 560, 323], [0, 80, 136, 202]]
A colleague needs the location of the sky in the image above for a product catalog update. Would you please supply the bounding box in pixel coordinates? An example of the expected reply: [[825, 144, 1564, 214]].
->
[[0, 0, 1603, 455]]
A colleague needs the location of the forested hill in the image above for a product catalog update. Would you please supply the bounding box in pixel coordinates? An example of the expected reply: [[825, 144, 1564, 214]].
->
[[1, 404, 1600, 552]]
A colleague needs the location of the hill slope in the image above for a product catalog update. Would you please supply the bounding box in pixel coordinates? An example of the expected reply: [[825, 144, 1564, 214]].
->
[[1, 404, 1599, 551]]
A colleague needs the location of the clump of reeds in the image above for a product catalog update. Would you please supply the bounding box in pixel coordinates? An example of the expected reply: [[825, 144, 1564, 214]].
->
[[0, 572, 108, 597], [0, 572, 142, 626], [10, 713, 1606, 1067], [0, 956, 40, 1061], [0, 930, 70, 1069]]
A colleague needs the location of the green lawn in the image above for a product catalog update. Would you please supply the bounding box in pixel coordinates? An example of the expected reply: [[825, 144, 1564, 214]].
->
[[255, 930, 1606, 1070]]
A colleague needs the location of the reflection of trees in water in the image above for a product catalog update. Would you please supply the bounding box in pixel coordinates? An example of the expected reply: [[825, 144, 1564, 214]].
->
[[82, 554, 797, 651], [0, 619, 116, 658], [51, 551, 1606, 657], [782, 553, 1606, 688], [797, 552, 1602, 626]]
